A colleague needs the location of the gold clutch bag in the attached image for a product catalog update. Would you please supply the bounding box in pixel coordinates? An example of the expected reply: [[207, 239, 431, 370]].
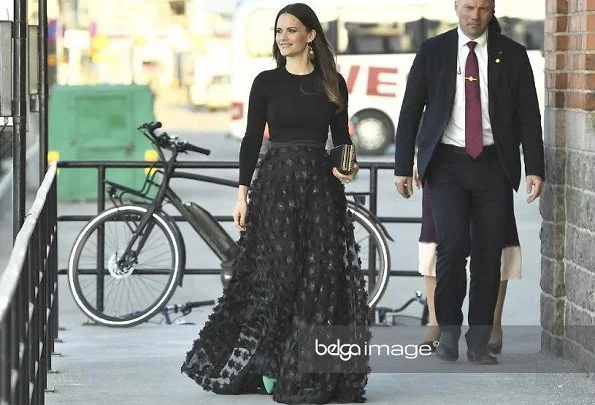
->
[[329, 144, 356, 175]]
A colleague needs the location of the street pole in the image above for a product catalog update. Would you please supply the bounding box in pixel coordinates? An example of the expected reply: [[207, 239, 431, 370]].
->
[[12, 0, 27, 239], [38, 0, 48, 181]]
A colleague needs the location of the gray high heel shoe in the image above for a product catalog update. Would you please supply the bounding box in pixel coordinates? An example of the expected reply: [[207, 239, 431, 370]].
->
[[487, 329, 503, 355]]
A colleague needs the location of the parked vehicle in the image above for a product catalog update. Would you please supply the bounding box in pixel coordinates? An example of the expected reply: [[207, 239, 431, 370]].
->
[[205, 74, 231, 111], [228, 0, 545, 155]]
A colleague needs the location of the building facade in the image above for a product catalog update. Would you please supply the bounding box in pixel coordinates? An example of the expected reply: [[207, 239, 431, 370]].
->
[[541, 0, 595, 373]]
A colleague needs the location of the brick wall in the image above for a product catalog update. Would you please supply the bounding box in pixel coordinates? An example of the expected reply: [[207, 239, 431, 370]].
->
[[542, 0, 595, 373]]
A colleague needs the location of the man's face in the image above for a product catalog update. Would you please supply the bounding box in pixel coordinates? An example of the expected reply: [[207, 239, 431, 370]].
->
[[455, 0, 494, 39]]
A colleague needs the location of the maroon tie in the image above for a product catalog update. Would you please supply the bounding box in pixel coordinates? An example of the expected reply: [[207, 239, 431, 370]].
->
[[465, 41, 483, 158]]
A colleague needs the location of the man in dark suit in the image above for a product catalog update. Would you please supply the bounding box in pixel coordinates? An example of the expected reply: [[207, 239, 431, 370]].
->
[[394, 0, 544, 364]]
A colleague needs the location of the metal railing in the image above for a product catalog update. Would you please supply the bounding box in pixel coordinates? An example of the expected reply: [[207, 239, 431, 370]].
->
[[0, 163, 59, 405], [55, 160, 422, 277]]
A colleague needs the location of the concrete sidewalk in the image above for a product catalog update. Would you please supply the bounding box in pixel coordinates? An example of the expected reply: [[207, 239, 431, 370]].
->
[[45, 277, 595, 405]]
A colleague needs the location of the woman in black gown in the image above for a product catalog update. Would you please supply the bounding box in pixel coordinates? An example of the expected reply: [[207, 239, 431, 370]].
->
[[181, 3, 370, 404]]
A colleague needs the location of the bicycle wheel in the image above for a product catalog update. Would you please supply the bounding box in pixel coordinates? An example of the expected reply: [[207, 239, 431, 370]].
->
[[68, 205, 183, 327], [348, 207, 390, 308]]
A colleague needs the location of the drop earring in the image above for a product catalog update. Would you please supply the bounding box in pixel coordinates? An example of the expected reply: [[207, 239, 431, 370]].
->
[[307, 42, 315, 60]]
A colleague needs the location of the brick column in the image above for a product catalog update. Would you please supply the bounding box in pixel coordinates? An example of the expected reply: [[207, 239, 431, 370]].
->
[[542, 0, 595, 372]]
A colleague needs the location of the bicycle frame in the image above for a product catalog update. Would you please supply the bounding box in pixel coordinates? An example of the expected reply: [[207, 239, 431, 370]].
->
[[107, 148, 239, 272], [165, 171, 238, 265]]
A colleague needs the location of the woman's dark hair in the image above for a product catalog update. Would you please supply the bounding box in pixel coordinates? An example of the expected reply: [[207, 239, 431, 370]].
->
[[272, 3, 344, 111]]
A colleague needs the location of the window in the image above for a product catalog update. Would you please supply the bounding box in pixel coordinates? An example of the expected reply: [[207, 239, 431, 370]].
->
[[211, 75, 230, 85], [412, 17, 544, 53], [425, 19, 458, 39], [499, 17, 544, 51], [339, 21, 411, 54], [336, 4, 445, 55]]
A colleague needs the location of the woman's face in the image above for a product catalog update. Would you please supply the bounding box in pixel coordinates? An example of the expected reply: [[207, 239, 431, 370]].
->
[[275, 13, 316, 58]]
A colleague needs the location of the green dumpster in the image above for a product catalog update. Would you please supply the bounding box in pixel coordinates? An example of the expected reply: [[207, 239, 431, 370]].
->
[[49, 85, 156, 202]]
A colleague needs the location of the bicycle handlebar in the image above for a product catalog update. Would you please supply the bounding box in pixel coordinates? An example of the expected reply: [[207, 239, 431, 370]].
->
[[138, 121, 162, 133], [148, 121, 162, 131], [163, 300, 215, 316], [184, 300, 216, 308], [183, 142, 211, 156], [138, 121, 211, 156]]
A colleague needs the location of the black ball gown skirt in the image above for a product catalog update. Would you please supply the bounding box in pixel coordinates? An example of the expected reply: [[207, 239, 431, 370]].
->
[[181, 141, 371, 404]]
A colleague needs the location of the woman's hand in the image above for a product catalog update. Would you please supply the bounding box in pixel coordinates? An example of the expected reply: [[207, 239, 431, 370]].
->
[[332, 163, 360, 185], [234, 185, 249, 231], [233, 199, 248, 231]]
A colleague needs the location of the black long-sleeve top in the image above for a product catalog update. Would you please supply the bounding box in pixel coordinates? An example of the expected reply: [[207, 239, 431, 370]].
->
[[238, 66, 351, 186]]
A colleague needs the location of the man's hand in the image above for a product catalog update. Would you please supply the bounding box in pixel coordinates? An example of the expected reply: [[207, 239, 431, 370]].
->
[[413, 162, 421, 189], [526, 175, 543, 204], [394, 176, 414, 199]]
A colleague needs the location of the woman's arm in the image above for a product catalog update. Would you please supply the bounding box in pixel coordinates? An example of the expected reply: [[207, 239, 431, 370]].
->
[[329, 72, 351, 147], [234, 72, 267, 231], [238, 72, 268, 188]]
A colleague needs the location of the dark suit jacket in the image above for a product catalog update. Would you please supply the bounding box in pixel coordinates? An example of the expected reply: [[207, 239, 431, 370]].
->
[[393, 28, 545, 191]]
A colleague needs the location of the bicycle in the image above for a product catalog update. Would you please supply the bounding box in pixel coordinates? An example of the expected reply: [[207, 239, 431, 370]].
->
[[67, 121, 397, 327]]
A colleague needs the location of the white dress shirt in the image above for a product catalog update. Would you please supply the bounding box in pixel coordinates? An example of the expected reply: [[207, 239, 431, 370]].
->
[[442, 27, 494, 147]]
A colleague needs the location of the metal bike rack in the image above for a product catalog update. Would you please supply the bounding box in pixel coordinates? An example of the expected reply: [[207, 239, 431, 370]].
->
[[56, 160, 423, 314]]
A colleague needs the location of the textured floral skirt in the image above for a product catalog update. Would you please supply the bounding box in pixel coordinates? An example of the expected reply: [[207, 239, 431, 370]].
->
[[181, 142, 370, 404]]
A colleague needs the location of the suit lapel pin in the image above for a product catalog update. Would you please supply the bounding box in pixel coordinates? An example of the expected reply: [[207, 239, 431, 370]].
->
[[495, 51, 503, 64]]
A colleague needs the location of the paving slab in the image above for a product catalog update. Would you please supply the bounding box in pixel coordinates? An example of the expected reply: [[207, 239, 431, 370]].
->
[[44, 277, 595, 405]]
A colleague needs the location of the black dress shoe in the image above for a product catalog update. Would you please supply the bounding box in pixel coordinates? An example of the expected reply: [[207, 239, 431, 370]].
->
[[435, 331, 460, 361], [467, 349, 498, 365]]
